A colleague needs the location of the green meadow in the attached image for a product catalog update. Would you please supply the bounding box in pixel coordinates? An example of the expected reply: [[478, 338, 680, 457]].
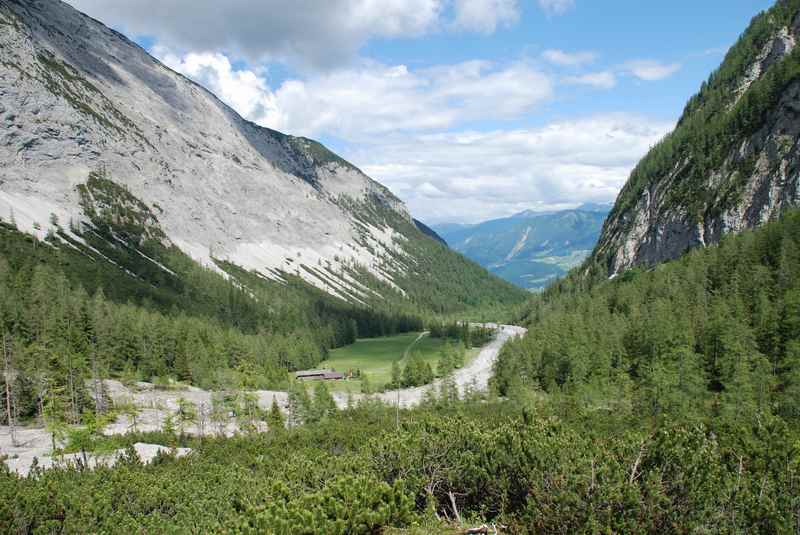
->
[[312, 332, 478, 393]]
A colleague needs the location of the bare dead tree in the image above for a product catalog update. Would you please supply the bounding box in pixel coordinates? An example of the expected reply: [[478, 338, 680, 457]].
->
[[2, 332, 18, 447], [198, 401, 209, 438], [67, 351, 78, 424], [91, 347, 104, 414]]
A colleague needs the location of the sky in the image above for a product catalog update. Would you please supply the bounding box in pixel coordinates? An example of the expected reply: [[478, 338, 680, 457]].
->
[[67, 0, 776, 224]]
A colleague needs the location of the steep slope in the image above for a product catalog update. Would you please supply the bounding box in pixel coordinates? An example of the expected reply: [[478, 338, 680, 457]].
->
[[435, 205, 609, 289], [412, 218, 447, 246], [0, 0, 524, 312], [591, 0, 800, 276]]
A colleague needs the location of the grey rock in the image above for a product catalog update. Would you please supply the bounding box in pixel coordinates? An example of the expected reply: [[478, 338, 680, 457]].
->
[[594, 14, 800, 277], [0, 0, 413, 299]]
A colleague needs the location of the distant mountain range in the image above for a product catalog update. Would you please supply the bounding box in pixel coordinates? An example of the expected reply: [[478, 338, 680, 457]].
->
[[434, 203, 611, 290]]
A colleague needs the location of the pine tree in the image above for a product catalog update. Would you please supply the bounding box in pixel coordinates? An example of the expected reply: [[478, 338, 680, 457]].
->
[[459, 343, 467, 368], [361, 373, 373, 395], [287, 382, 311, 426], [2, 332, 18, 446], [176, 397, 197, 437], [267, 396, 285, 431], [436, 346, 453, 377], [42, 386, 67, 451], [210, 393, 229, 436], [311, 382, 336, 422]]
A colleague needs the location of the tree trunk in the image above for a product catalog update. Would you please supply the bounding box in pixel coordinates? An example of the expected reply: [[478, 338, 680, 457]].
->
[[3, 332, 17, 447], [92, 348, 104, 414], [67, 362, 78, 424]]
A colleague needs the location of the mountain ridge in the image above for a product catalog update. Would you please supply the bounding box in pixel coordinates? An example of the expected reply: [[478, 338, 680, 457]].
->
[[435, 205, 609, 289], [589, 0, 800, 277], [0, 0, 523, 312]]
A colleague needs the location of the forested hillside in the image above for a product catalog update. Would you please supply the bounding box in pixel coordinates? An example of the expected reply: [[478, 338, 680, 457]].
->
[[0, 159, 524, 422], [0, 190, 520, 421], [0, 218, 424, 421], [496, 210, 800, 424]]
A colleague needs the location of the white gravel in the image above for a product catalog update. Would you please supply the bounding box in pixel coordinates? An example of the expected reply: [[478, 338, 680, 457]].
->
[[4, 442, 191, 477], [347, 323, 526, 408]]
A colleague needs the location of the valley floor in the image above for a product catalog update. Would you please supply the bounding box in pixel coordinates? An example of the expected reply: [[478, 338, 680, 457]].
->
[[0, 324, 525, 476]]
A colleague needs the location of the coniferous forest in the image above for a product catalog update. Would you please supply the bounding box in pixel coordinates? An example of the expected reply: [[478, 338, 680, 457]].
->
[[495, 210, 800, 426]]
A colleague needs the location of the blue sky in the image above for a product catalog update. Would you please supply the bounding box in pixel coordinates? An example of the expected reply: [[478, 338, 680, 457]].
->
[[68, 0, 775, 223], [362, 1, 769, 121]]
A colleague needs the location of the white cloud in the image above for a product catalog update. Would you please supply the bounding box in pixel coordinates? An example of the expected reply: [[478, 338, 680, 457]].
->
[[151, 48, 673, 223], [537, 0, 575, 16], [68, 0, 446, 70], [67, 0, 524, 70], [348, 115, 674, 223], [542, 49, 596, 67], [564, 71, 616, 89], [155, 49, 284, 128], [451, 0, 520, 34], [623, 60, 682, 81], [155, 49, 553, 139]]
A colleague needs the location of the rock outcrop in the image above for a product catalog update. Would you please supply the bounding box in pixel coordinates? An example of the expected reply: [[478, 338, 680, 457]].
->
[[591, 1, 800, 276]]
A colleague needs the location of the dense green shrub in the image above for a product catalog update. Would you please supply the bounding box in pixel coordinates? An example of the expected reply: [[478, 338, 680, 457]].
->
[[1, 400, 797, 533]]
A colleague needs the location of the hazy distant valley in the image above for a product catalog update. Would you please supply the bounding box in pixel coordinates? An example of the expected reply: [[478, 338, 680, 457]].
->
[[434, 203, 610, 289]]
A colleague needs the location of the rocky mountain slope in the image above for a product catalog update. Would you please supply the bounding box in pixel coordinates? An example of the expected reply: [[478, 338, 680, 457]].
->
[[0, 0, 522, 310], [590, 0, 800, 277], [435, 204, 609, 289]]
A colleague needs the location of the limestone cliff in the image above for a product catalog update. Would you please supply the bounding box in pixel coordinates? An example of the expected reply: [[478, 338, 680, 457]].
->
[[591, 0, 800, 276], [0, 0, 422, 301]]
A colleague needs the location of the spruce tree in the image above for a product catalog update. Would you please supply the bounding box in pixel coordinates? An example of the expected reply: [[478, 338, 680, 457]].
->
[[267, 396, 285, 431]]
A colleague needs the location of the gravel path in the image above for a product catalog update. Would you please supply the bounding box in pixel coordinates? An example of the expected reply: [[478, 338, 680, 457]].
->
[[335, 323, 526, 408]]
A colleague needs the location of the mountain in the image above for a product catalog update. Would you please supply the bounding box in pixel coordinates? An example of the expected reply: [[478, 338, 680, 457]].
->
[[434, 204, 610, 290], [590, 0, 800, 277], [0, 0, 524, 315]]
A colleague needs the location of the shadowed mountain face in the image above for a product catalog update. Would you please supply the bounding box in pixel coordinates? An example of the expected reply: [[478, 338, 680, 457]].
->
[[590, 0, 800, 277], [0, 0, 524, 311], [435, 205, 610, 290]]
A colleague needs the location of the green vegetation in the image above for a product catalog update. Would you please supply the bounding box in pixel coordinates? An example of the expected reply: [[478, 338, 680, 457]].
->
[[77, 170, 167, 244], [319, 328, 482, 391], [321, 332, 429, 388], [497, 210, 800, 426], [437, 208, 607, 289], [1, 395, 797, 533], [602, 0, 800, 270]]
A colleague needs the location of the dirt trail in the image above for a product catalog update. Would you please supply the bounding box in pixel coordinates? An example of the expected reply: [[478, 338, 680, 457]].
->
[[399, 331, 430, 363]]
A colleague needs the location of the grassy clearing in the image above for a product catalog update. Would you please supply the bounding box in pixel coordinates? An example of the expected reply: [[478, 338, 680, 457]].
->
[[311, 333, 482, 393]]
